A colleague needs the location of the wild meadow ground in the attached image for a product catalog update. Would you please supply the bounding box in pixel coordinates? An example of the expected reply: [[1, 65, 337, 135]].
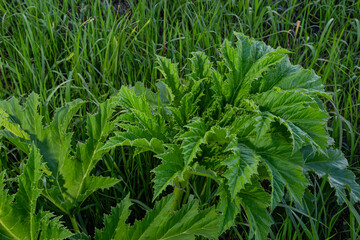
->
[[1, 0, 360, 239]]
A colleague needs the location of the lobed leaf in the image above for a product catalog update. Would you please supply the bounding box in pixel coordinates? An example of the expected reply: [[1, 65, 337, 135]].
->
[[0, 146, 72, 240], [255, 135, 308, 210], [304, 148, 360, 204], [0, 94, 120, 215], [94, 194, 219, 240], [238, 181, 273, 240], [95, 194, 132, 240], [253, 90, 329, 154], [179, 118, 207, 166], [222, 144, 261, 198]]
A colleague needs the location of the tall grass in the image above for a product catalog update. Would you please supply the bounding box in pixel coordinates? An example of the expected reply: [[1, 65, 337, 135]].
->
[[1, 0, 359, 238], [1, 0, 359, 158]]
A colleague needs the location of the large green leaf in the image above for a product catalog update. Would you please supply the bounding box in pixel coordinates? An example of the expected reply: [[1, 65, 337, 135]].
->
[[0, 107, 29, 140], [156, 56, 183, 104], [189, 52, 212, 81], [179, 118, 207, 166], [0, 94, 120, 215], [238, 181, 273, 240], [304, 148, 360, 204], [254, 135, 308, 210], [0, 146, 72, 240], [61, 98, 120, 209], [252, 56, 324, 93], [0, 93, 84, 169], [221, 33, 288, 104], [169, 89, 203, 126], [94, 194, 219, 240], [117, 86, 167, 141], [253, 90, 329, 154], [222, 144, 260, 198], [95, 194, 132, 240], [217, 184, 241, 233]]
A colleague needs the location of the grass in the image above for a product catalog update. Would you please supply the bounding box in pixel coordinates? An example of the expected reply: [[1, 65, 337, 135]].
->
[[1, 0, 360, 239]]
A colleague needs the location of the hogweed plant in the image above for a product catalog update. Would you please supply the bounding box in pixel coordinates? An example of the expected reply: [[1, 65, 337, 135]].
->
[[103, 33, 360, 239], [0, 33, 359, 239], [0, 93, 219, 238], [0, 95, 120, 236]]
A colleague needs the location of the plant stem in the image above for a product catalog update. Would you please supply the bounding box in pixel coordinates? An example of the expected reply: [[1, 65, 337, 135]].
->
[[172, 177, 186, 211], [182, 178, 191, 205], [172, 171, 192, 211], [69, 214, 80, 233]]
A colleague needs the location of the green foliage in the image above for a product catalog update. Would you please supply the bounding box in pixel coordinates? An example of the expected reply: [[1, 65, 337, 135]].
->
[[94, 194, 219, 240], [0, 145, 72, 240], [0, 93, 219, 239], [1, 0, 360, 239], [304, 148, 360, 204], [104, 33, 360, 239], [0, 94, 120, 225]]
